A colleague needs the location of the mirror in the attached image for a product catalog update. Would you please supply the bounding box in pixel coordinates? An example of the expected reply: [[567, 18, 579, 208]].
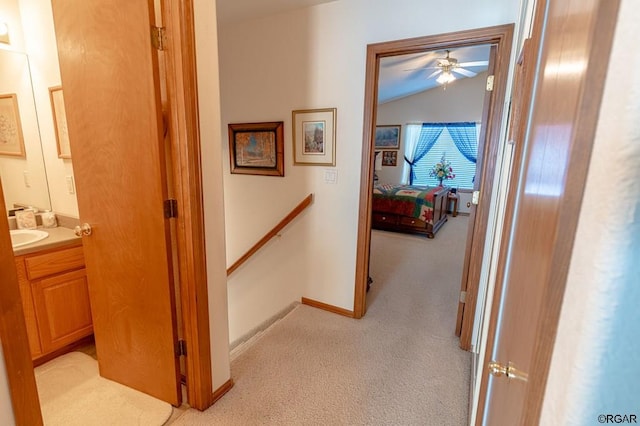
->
[[0, 48, 52, 213]]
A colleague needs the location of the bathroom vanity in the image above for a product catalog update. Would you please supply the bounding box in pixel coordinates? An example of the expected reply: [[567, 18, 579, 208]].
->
[[13, 228, 93, 364]]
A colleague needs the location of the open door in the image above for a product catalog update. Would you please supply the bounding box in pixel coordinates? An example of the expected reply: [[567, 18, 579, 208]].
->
[[454, 44, 497, 345], [51, 0, 181, 405], [476, 0, 620, 423]]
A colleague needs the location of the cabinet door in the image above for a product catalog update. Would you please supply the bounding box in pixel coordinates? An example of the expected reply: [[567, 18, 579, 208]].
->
[[32, 269, 93, 354], [14, 258, 42, 358]]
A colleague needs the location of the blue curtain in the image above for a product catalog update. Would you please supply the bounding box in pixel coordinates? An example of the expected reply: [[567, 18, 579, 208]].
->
[[405, 123, 444, 185], [447, 122, 477, 183], [447, 122, 477, 163]]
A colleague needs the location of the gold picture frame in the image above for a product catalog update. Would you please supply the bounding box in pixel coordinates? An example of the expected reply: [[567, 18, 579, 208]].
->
[[0, 93, 26, 157], [292, 108, 336, 166], [49, 86, 71, 159]]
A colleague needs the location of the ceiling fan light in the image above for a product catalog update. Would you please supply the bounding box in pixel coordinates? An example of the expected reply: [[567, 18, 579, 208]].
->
[[436, 71, 456, 85]]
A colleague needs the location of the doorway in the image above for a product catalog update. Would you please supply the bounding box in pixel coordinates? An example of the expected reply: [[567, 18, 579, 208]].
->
[[354, 24, 514, 355], [0, 0, 214, 423]]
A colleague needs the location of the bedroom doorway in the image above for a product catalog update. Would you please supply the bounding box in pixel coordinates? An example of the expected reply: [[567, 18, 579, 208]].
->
[[354, 25, 514, 351]]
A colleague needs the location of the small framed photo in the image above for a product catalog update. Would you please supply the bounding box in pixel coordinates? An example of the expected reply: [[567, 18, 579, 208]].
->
[[382, 150, 397, 167], [292, 108, 336, 166], [0, 93, 26, 157], [374, 125, 401, 149], [49, 86, 72, 159], [228, 121, 284, 176]]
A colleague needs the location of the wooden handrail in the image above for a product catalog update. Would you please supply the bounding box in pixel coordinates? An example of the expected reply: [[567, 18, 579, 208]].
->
[[227, 194, 313, 276]]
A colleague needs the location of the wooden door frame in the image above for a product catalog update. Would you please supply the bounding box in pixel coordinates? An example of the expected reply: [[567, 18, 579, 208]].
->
[[1, 0, 215, 420], [475, 0, 621, 422], [354, 25, 514, 332]]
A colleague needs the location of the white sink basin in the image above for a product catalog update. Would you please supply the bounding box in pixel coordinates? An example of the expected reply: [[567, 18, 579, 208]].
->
[[10, 229, 49, 248]]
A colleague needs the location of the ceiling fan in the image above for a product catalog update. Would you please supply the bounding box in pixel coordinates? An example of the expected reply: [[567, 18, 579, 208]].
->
[[409, 50, 489, 84]]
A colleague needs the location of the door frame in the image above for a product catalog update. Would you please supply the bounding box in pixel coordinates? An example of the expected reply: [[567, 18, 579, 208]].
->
[[353, 24, 514, 338], [0, 0, 214, 419]]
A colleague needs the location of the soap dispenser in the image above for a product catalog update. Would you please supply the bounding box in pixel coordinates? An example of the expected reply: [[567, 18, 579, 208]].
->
[[42, 210, 57, 228]]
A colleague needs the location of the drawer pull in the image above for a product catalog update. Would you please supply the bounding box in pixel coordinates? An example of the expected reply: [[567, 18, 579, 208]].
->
[[382, 216, 386, 221]]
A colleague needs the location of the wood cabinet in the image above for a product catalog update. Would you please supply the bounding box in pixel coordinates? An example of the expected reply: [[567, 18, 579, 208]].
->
[[15, 243, 92, 361]]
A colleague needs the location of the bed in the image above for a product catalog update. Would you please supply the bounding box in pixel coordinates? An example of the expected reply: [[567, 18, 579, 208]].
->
[[372, 183, 449, 238]]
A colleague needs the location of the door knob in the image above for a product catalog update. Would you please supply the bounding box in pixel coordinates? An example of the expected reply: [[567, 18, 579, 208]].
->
[[74, 223, 92, 237], [488, 360, 528, 382]]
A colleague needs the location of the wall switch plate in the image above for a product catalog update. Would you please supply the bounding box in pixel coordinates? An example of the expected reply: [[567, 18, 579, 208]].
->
[[23, 171, 31, 188], [324, 169, 338, 184], [66, 176, 76, 194]]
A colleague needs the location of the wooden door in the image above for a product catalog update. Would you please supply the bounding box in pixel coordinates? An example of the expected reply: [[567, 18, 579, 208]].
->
[[477, 0, 620, 423], [455, 44, 497, 344], [51, 0, 181, 405]]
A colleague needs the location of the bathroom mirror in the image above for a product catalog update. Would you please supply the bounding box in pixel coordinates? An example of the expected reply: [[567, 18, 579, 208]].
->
[[0, 48, 52, 213]]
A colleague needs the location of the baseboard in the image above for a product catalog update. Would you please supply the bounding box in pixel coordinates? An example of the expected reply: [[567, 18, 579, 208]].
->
[[211, 378, 234, 405], [301, 297, 355, 318]]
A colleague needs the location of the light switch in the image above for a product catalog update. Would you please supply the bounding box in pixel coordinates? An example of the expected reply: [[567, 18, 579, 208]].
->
[[23, 171, 31, 188], [324, 169, 338, 184], [66, 175, 76, 194]]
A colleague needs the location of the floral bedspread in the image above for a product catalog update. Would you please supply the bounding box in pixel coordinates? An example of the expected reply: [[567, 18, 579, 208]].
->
[[372, 184, 438, 223]]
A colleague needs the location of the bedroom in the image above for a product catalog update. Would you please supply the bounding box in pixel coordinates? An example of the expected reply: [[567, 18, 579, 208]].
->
[[368, 44, 489, 335]]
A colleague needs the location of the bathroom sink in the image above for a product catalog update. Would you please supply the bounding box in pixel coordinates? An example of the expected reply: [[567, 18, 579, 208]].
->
[[10, 229, 49, 248]]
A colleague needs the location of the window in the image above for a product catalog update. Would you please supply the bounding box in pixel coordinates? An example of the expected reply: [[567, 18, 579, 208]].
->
[[403, 122, 479, 189]]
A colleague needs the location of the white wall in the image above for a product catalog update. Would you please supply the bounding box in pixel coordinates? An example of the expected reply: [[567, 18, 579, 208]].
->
[[541, 0, 640, 422], [218, 0, 520, 343], [375, 72, 486, 184]]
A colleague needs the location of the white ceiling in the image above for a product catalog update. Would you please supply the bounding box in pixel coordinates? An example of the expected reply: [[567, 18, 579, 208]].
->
[[378, 45, 491, 104], [216, 0, 338, 25]]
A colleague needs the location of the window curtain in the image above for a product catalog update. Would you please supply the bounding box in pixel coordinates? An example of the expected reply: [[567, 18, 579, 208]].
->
[[405, 123, 445, 185], [401, 124, 421, 184], [447, 122, 478, 182]]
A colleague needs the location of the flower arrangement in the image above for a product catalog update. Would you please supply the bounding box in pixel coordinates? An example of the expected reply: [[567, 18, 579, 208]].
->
[[429, 155, 455, 185]]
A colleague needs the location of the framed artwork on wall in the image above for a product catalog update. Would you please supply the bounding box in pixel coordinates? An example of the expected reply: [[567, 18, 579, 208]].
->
[[292, 108, 336, 166], [0, 93, 26, 157], [228, 121, 284, 176], [49, 86, 72, 159], [374, 125, 401, 149], [382, 150, 397, 167]]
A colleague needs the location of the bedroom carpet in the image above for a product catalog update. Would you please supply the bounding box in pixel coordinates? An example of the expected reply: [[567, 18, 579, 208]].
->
[[34, 351, 173, 426], [173, 216, 471, 425]]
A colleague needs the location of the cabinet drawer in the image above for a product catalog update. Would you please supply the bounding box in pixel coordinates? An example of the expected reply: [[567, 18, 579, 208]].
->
[[400, 216, 426, 228], [373, 212, 398, 225], [25, 246, 85, 280]]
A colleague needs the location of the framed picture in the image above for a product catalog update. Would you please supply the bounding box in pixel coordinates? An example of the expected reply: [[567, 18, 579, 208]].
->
[[49, 86, 71, 159], [0, 93, 26, 157], [292, 108, 336, 166], [382, 150, 397, 167], [228, 121, 284, 176], [374, 125, 401, 149]]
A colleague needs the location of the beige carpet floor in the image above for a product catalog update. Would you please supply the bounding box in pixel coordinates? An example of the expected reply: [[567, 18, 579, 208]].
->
[[174, 216, 471, 425], [35, 351, 173, 426]]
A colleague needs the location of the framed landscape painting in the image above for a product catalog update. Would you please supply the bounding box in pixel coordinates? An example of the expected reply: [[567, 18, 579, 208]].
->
[[228, 121, 284, 176], [374, 125, 401, 149], [292, 108, 336, 166]]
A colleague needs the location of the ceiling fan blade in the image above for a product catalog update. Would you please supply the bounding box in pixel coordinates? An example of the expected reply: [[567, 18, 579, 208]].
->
[[452, 68, 477, 77], [426, 69, 442, 79], [457, 60, 489, 67]]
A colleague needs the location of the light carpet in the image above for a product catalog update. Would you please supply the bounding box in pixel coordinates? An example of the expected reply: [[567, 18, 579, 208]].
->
[[35, 351, 173, 426], [174, 216, 471, 425]]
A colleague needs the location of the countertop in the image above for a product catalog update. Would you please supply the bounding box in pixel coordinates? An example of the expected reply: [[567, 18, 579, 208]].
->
[[13, 226, 82, 256]]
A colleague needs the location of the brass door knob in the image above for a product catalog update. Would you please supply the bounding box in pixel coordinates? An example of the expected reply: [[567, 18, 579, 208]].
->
[[488, 360, 528, 382]]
